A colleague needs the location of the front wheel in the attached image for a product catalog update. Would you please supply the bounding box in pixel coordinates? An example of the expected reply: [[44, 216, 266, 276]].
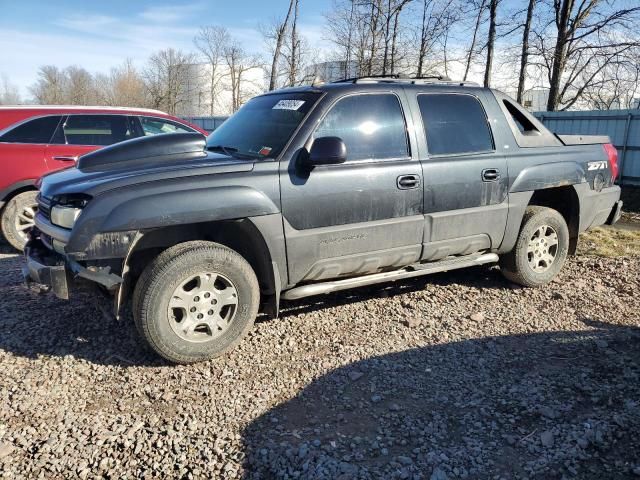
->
[[1, 190, 38, 251], [500, 206, 569, 287], [132, 241, 260, 364]]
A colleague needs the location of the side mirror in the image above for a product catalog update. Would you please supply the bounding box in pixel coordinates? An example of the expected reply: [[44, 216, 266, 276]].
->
[[307, 136, 347, 166]]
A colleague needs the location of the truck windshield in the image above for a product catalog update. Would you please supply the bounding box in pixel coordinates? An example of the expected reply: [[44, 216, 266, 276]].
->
[[206, 92, 322, 159]]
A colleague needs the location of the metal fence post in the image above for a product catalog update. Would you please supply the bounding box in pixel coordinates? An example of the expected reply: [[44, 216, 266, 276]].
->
[[620, 112, 632, 186]]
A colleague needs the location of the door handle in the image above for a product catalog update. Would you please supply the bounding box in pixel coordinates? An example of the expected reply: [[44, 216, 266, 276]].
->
[[52, 156, 78, 162], [397, 174, 421, 190], [482, 168, 500, 182]]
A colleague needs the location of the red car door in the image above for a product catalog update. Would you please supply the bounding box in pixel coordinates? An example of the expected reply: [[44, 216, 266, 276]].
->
[[0, 115, 64, 190], [44, 144, 99, 171]]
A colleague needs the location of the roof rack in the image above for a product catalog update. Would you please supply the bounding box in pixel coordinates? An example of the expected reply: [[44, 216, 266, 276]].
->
[[332, 74, 479, 86]]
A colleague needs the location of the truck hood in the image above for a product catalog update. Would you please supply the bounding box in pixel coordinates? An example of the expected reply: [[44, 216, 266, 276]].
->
[[39, 133, 254, 199]]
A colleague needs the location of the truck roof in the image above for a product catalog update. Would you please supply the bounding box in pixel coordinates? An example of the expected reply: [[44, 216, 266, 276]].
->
[[265, 76, 490, 96]]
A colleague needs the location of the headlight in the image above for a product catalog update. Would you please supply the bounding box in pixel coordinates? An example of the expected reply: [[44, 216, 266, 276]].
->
[[51, 206, 82, 229]]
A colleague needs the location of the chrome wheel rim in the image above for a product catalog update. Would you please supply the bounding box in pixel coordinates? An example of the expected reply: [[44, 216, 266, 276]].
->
[[527, 225, 558, 273], [14, 203, 37, 241], [168, 272, 239, 343]]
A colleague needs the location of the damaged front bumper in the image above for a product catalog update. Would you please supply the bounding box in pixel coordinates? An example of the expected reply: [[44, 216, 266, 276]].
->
[[23, 237, 123, 300]]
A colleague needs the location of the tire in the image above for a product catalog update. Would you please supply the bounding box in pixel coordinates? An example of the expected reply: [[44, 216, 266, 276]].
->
[[1, 190, 38, 251], [500, 206, 569, 287], [132, 241, 260, 364]]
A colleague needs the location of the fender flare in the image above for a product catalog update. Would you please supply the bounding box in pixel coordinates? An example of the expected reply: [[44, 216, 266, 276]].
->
[[67, 185, 280, 252], [112, 215, 287, 320], [102, 186, 279, 232], [509, 162, 586, 193]]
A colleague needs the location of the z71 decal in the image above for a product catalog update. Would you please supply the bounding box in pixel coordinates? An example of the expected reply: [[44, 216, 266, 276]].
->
[[587, 161, 608, 171]]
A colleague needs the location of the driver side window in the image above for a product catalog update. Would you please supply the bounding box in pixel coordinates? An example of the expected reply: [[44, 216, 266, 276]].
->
[[314, 93, 409, 162]]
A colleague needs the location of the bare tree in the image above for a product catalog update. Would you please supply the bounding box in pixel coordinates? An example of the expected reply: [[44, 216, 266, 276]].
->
[[344, 0, 357, 77], [379, 0, 411, 75], [263, 0, 296, 90], [516, 0, 536, 103], [326, 0, 372, 78], [194, 26, 230, 114], [483, 0, 499, 87], [327, 0, 415, 78], [413, 0, 459, 77], [0, 75, 22, 105], [144, 48, 196, 115], [462, 0, 487, 81], [581, 54, 640, 109], [536, 0, 640, 111], [287, 0, 300, 85], [29, 66, 66, 104], [365, 0, 383, 75], [64, 66, 97, 105], [95, 59, 148, 107], [224, 41, 263, 112]]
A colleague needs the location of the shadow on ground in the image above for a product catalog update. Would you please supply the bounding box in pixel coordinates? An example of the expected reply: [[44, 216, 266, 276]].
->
[[0, 248, 506, 367], [277, 264, 506, 321], [0, 252, 164, 367], [0, 243, 17, 255], [241, 319, 640, 479]]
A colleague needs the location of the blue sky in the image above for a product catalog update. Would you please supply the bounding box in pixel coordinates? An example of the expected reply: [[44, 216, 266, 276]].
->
[[0, 0, 328, 96]]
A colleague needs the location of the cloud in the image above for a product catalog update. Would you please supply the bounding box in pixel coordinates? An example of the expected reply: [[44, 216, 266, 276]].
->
[[4, 1, 330, 97], [0, 28, 132, 97], [54, 14, 197, 50], [139, 3, 206, 23]]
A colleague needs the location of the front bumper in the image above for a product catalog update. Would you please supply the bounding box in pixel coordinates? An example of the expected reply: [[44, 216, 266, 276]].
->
[[23, 237, 123, 300], [23, 240, 70, 299]]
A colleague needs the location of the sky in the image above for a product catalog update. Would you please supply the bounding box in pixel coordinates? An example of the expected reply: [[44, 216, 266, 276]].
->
[[0, 0, 329, 96]]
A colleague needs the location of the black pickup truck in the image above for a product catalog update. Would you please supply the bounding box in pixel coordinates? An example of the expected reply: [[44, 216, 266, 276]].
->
[[24, 76, 623, 363]]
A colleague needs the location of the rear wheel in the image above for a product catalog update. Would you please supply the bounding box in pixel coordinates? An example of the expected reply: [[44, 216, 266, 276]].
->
[[1, 190, 38, 251], [500, 206, 569, 287], [132, 241, 260, 364]]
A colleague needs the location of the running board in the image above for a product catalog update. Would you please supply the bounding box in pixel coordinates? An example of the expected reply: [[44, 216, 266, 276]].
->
[[281, 252, 499, 301]]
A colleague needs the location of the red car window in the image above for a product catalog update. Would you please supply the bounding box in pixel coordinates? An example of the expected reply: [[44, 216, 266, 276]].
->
[[56, 115, 135, 146], [0, 116, 62, 144]]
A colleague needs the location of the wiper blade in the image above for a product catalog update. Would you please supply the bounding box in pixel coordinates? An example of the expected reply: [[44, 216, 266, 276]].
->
[[207, 145, 256, 160]]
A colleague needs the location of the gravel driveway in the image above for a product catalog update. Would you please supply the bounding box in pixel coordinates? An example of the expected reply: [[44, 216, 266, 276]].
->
[[0, 242, 639, 479]]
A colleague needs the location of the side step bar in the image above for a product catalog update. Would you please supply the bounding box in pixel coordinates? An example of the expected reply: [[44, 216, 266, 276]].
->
[[281, 252, 499, 301]]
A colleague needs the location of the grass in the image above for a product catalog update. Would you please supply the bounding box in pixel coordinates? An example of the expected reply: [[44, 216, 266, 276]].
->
[[578, 226, 640, 257]]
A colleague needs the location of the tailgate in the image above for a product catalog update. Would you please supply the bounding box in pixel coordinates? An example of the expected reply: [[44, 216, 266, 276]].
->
[[557, 134, 611, 146]]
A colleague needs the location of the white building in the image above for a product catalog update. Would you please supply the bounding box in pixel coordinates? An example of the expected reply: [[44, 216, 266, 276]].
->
[[303, 61, 358, 84], [180, 63, 266, 117], [520, 88, 550, 112]]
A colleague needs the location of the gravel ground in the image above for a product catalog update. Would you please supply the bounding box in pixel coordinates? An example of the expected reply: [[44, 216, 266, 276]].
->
[[0, 239, 639, 479]]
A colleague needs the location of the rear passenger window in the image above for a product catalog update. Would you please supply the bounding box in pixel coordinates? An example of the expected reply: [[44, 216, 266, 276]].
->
[[0, 116, 62, 144], [58, 115, 135, 146], [314, 94, 408, 162], [502, 99, 540, 135], [418, 94, 493, 156]]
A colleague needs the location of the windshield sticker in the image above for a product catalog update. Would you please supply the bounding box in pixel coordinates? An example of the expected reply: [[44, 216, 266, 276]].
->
[[273, 99, 305, 110], [259, 146, 272, 156]]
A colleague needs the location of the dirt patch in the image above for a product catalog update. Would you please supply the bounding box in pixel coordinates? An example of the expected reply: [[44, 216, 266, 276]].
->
[[579, 226, 640, 257]]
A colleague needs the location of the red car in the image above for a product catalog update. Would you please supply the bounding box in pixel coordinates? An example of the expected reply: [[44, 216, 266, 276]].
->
[[0, 106, 207, 250]]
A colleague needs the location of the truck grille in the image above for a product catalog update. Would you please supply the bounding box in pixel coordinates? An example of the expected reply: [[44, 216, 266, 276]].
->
[[37, 195, 52, 221]]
